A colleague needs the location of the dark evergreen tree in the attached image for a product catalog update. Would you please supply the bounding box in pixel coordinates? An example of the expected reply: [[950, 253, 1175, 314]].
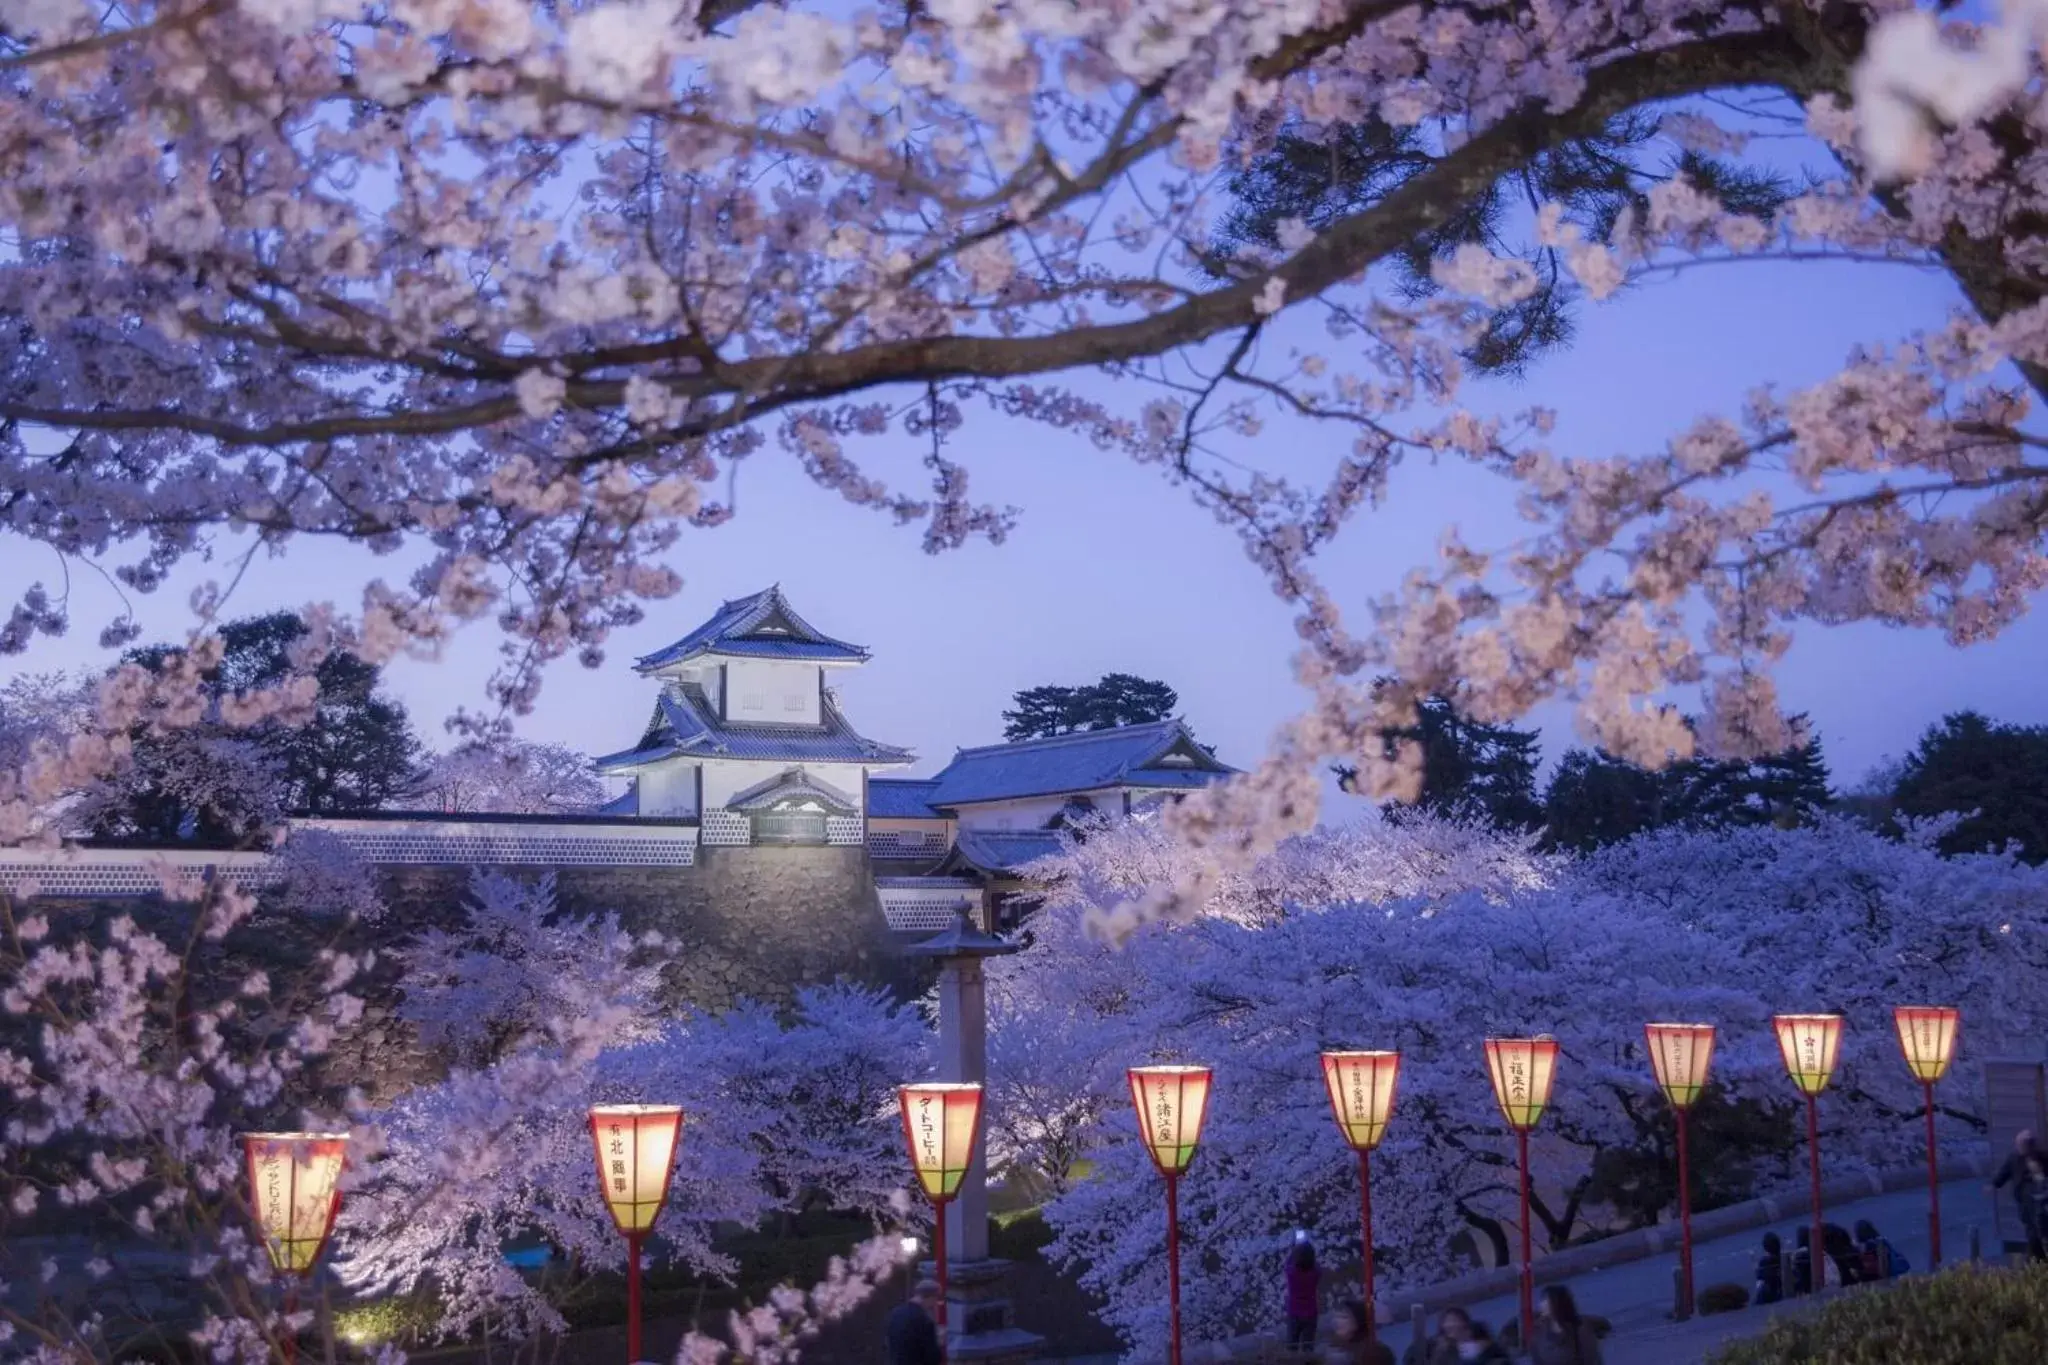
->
[[1214, 112, 1790, 376], [1540, 720, 1832, 851], [1337, 692, 1544, 831], [1002, 672, 1181, 741], [1893, 711, 2048, 863], [97, 612, 421, 840], [1540, 747, 1672, 852]]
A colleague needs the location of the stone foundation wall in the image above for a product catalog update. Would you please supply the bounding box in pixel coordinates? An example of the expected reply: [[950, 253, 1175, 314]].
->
[[376, 844, 903, 1013]]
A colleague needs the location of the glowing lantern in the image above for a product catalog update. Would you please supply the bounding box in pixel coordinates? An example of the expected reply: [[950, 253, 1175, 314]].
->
[[1772, 1014, 1843, 1296], [898, 1082, 985, 1202], [240, 1132, 349, 1275], [1773, 1013, 1843, 1096], [1895, 1006, 1961, 1267], [1320, 1051, 1400, 1338], [1894, 1007, 1960, 1085], [1483, 1036, 1559, 1132], [1645, 1023, 1716, 1110], [1129, 1065, 1214, 1365], [1643, 1024, 1716, 1319], [1319, 1051, 1400, 1152], [587, 1104, 684, 1365], [1484, 1036, 1557, 1347], [1128, 1065, 1214, 1176], [896, 1081, 985, 1344]]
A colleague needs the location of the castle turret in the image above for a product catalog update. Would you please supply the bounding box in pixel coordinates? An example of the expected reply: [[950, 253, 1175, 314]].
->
[[594, 586, 913, 845]]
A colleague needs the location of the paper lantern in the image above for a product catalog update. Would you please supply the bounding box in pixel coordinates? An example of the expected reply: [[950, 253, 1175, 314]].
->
[[240, 1132, 349, 1275], [1320, 1051, 1401, 1151], [897, 1082, 984, 1201], [1894, 1007, 1960, 1084], [1772, 1014, 1844, 1096], [1644, 1023, 1717, 1110], [1484, 1037, 1559, 1131], [587, 1104, 684, 1236], [1128, 1065, 1214, 1176]]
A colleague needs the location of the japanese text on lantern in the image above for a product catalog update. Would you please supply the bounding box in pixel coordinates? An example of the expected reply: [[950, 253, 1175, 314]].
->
[[264, 1157, 285, 1233], [1507, 1058, 1527, 1103], [1152, 1081, 1175, 1146], [917, 1095, 938, 1169], [609, 1123, 627, 1195]]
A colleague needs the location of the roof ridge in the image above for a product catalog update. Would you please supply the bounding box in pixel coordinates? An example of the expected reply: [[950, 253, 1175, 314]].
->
[[951, 717, 1183, 758]]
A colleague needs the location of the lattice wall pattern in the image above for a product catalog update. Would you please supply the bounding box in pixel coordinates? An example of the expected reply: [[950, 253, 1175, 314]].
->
[[0, 860, 279, 899], [825, 817, 864, 846], [323, 829, 697, 866], [700, 810, 752, 846]]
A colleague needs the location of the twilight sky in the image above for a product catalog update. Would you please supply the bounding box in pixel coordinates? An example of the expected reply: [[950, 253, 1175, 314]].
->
[[6, 233, 2046, 798]]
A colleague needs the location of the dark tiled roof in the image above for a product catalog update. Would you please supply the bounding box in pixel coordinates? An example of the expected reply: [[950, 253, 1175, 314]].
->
[[950, 829, 1066, 876], [635, 586, 869, 670], [867, 778, 944, 819], [594, 683, 913, 770], [726, 767, 860, 813], [922, 720, 1233, 808]]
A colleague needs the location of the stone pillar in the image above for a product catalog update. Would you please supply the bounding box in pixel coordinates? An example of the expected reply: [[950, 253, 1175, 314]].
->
[[937, 955, 991, 1261]]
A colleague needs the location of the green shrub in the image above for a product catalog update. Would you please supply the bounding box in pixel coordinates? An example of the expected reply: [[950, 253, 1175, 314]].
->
[[1710, 1263, 2048, 1365], [333, 1294, 443, 1348], [1696, 1282, 1749, 1316]]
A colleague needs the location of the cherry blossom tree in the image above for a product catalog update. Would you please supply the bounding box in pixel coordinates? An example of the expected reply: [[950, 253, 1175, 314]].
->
[[409, 740, 607, 815], [399, 868, 666, 1067], [1003, 813, 2048, 1350], [1, 0, 2043, 852]]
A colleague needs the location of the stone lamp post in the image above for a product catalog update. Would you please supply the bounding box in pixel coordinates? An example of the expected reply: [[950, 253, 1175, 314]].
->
[[907, 908, 1043, 1365]]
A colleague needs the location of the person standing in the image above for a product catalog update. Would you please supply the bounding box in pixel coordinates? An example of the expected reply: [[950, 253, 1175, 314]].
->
[[1528, 1285, 1603, 1365], [1753, 1232, 1784, 1305], [887, 1280, 944, 1365], [1284, 1240, 1322, 1353], [1990, 1129, 2048, 1261]]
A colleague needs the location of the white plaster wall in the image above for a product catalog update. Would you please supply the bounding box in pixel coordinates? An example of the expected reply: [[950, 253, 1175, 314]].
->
[[637, 762, 700, 816], [724, 659, 820, 724], [700, 759, 875, 812], [952, 788, 1119, 832]]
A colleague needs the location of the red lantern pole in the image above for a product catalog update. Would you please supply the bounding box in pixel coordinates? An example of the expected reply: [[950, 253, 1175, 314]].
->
[[1319, 1050, 1398, 1341], [1357, 1149, 1376, 1336], [1516, 1127, 1534, 1345], [1128, 1066, 1212, 1365], [1165, 1173, 1183, 1365], [1675, 1108, 1694, 1313], [1923, 1081, 1941, 1267], [587, 1105, 685, 1365], [626, 1233, 645, 1365], [1805, 1092, 1824, 1291], [1894, 1006, 1959, 1270], [933, 1195, 951, 1346]]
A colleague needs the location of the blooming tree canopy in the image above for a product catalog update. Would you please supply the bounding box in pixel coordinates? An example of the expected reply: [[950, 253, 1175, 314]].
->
[[2, 0, 2045, 852], [998, 813, 2048, 1349]]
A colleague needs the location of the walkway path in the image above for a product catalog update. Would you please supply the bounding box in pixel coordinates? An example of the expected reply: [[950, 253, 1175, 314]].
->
[[1372, 1176, 2000, 1364]]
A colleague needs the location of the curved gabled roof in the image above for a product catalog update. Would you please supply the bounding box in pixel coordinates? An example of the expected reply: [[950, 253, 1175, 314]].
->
[[593, 681, 913, 771], [635, 586, 869, 671], [922, 719, 1232, 808]]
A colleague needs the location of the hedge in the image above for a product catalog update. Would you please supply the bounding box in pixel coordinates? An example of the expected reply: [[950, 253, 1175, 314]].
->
[[1710, 1262, 2048, 1365]]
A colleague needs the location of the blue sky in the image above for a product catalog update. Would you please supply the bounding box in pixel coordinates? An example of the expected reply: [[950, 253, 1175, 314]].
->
[[6, 222, 2045, 797]]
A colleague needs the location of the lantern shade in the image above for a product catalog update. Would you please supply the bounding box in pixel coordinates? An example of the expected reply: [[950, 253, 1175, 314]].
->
[[239, 1132, 349, 1275], [1320, 1051, 1401, 1152], [1484, 1038, 1559, 1132], [1644, 1023, 1716, 1110], [897, 1083, 985, 1201], [587, 1104, 684, 1236], [1128, 1065, 1214, 1175], [1772, 1014, 1844, 1096], [1894, 1007, 1961, 1084]]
